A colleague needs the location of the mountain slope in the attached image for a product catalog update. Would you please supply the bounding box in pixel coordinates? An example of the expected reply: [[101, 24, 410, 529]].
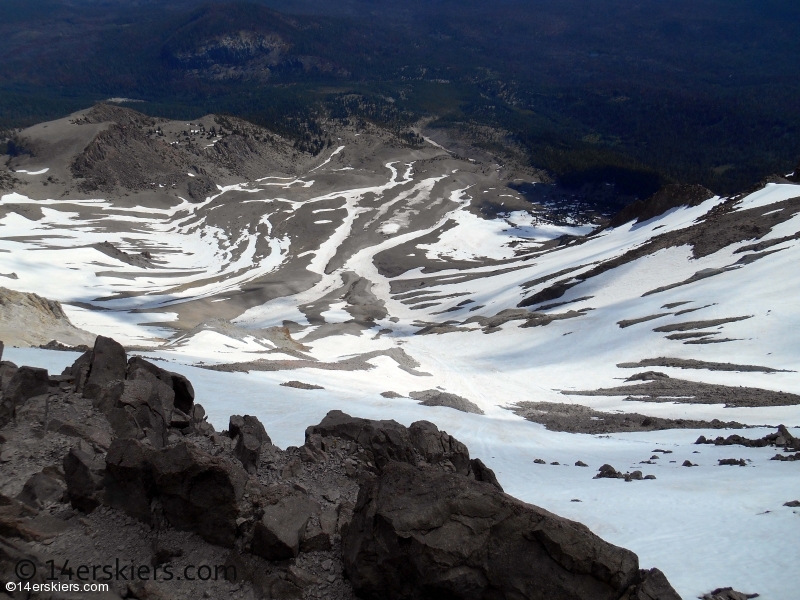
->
[[1, 106, 799, 598]]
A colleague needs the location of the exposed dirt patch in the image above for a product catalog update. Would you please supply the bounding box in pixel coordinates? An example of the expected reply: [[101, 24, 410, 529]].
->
[[280, 380, 325, 390], [652, 316, 752, 332], [617, 357, 790, 373], [617, 313, 671, 328], [566, 378, 800, 408], [507, 401, 746, 434], [409, 390, 484, 415], [203, 348, 430, 377]]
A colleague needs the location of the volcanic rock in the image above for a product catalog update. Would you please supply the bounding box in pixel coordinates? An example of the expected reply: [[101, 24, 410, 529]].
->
[[83, 335, 128, 400], [343, 461, 680, 600], [152, 441, 248, 547], [63, 446, 106, 512]]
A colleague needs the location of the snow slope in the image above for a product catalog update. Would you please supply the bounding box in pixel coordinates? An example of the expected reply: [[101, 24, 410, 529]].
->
[[2, 131, 800, 598]]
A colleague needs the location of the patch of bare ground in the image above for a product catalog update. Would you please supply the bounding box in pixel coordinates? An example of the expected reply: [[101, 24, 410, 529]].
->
[[617, 357, 791, 373], [461, 307, 590, 334], [617, 313, 671, 328], [507, 401, 746, 434], [519, 190, 800, 307], [652, 316, 752, 332], [409, 390, 483, 415], [202, 348, 431, 377], [665, 332, 720, 340], [566, 377, 800, 408], [280, 381, 325, 390]]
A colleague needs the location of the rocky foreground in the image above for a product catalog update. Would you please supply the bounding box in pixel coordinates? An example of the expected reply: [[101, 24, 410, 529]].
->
[[1, 337, 699, 599]]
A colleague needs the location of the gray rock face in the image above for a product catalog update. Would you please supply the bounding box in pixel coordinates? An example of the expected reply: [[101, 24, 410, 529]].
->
[[251, 493, 320, 560], [343, 462, 680, 600], [63, 446, 105, 512], [152, 442, 248, 547], [83, 336, 127, 399]]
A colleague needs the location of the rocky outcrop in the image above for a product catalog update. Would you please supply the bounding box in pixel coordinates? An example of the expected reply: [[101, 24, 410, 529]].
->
[[0, 336, 682, 600], [0, 366, 49, 427], [229, 414, 271, 473], [343, 462, 679, 600], [0, 287, 97, 347]]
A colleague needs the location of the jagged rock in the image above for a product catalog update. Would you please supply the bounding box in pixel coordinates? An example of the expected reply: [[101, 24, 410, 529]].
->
[[0, 366, 49, 427], [229, 414, 271, 473], [468, 457, 503, 491], [251, 492, 320, 560], [408, 419, 471, 474], [127, 356, 194, 414], [169, 408, 191, 429], [15, 467, 66, 509], [63, 446, 106, 512], [83, 336, 128, 399], [0, 360, 18, 395], [152, 441, 247, 547], [104, 437, 158, 523], [62, 350, 92, 393], [344, 461, 680, 600], [620, 568, 682, 600], [96, 379, 169, 448], [306, 410, 417, 470]]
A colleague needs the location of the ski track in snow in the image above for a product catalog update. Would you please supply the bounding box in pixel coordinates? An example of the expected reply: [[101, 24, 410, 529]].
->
[[2, 165, 800, 599]]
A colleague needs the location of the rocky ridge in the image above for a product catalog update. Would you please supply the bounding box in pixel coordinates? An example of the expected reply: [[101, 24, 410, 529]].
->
[[0, 336, 684, 600]]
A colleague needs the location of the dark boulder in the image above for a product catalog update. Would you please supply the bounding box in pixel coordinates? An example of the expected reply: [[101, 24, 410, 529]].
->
[[468, 457, 503, 491], [127, 356, 194, 414], [171, 372, 195, 414], [229, 415, 271, 474], [83, 336, 128, 399], [96, 379, 169, 448], [251, 493, 320, 560], [62, 350, 92, 393], [152, 442, 247, 547], [344, 462, 680, 600], [408, 419, 471, 474], [63, 446, 105, 512], [1, 366, 49, 427], [104, 438, 158, 523]]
